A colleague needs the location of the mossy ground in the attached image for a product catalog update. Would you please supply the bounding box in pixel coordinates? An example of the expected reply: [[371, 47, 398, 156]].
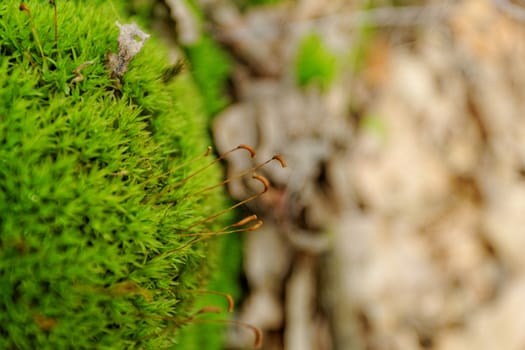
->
[[0, 1, 237, 348]]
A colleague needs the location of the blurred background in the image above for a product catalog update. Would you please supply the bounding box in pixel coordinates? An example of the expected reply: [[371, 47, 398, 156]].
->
[[159, 0, 525, 348]]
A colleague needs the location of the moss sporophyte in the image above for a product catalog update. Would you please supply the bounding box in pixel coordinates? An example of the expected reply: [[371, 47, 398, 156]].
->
[[0, 1, 286, 349]]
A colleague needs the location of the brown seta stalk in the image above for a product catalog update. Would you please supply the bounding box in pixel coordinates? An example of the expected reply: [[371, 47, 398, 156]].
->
[[99, 281, 259, 346], [181, 173, 270, 232], [154, 288, 235, 313], [142, 146, 212, 202], [147, 144, 256, 203], [148, 145, 287, 256], [49, 0, 58, 51], [186, 154, 286, 199], [19, 3, 45, 61], [104, 281, 235, 313], [187, 318, 263, 348], [156, 214, 263, 257], [139, 314, 263, 348]]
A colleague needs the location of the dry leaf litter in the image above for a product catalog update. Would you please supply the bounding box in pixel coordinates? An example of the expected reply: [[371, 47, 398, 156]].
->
[[162, 0, 525, 349], [107, 22, 150, 80]]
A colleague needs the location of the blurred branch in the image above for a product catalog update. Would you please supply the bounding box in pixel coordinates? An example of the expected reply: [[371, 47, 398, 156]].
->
[[493, 0, 525, 22], [291, 4, 453, 30]]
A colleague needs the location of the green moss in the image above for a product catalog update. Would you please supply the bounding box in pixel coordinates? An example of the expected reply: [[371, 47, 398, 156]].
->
[[169, 5, 243, 349], [185, 35, 232, 118], [173, 230, 243, 349], [0, 1, 232, 349], [233, 0, 283, 9], [295, 33, 338, 91]]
